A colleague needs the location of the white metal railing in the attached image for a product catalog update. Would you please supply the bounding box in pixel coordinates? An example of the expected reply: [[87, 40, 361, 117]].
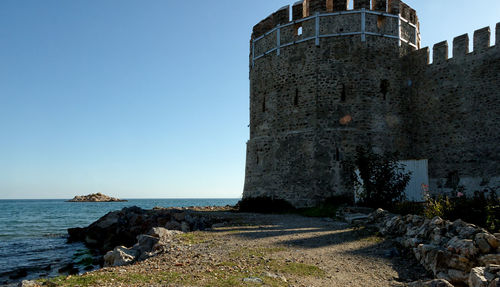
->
[[251, 9, 419, 66]]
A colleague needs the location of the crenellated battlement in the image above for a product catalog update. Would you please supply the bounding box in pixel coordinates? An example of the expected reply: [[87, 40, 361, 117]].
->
[[251, 0, 420, 66], [406, 24, 499, 65], [252, 0, 418, 39]]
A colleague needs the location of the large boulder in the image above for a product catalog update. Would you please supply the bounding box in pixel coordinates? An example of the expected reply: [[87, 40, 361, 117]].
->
[[446, 237, 479, 258], [476, 233, 500, 254], [68, 206, 147, 252], [103, 246, 136, 267], [480, 255, 500, 266], [102, 227, 183, 267], [381, 215, 406, 236], [451, 219, 481, 239], [17, 281, 40, 287]]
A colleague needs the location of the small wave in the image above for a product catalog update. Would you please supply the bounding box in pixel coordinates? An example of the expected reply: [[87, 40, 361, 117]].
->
[[42, 233, 66, 238]]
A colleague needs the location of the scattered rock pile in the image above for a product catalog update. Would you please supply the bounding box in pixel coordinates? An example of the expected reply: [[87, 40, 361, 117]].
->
[[367, 209, 500, 286], [68, 206, 225, 252], [103, 227, 182, 267], [67, 193, 127, 202]]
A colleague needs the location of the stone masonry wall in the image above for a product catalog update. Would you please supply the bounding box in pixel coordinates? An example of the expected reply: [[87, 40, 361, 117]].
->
[[245, 0, 420, 207], [402, 27, 500, 196], [244, 0, 500, 207]]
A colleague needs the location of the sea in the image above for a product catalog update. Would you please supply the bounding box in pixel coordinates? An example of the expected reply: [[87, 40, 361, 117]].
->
[[0, 198, 239, 286]]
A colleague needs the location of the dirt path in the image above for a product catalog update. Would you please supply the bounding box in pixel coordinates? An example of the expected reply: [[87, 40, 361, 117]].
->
[[41, 212, 431, 286]]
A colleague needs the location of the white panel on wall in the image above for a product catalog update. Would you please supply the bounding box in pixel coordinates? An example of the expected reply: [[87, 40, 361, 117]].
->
[[354, 159, 429, 203]]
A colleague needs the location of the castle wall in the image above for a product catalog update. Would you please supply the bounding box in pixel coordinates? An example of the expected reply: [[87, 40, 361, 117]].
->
[[402, 25, 500, 195], [245, 0, 499, 207]]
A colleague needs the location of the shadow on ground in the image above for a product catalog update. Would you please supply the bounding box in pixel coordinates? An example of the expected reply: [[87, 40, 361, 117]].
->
[[208, 213, 432, 284]]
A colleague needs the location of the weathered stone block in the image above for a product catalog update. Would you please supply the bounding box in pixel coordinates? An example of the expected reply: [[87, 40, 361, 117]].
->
[[400, 1, 411, 19], [388, 0, 400, 14], [353, 0, 370, 10], [474, 26, 491, 52], [453, 34, 469, 58], [433, 41, 449, 64], [253, 15, 274, 39], [409, 8, 417, 24], [448, 269, 469, 284], [372, 0, 387, 12], [496, 23, 500, 46], [332, 0, 348, 11], [308, 0, 327, 14], [476, 233, 494, 254], [292, 1, 304, 20], [273, 5, 290, 26], [479, 254, 500, 266], [469, 267, 489, 287]]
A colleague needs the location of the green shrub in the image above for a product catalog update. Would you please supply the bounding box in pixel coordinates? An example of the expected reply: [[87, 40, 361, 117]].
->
[[345, 145, 411, 210], [424, 195, 453, 219], [423, 188, 499, 233]]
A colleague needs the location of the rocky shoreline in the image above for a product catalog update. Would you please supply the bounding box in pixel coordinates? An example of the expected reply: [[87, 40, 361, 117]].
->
[[341, 207, 500, 287], [17, 206, 500, 286], [22, 206, 431, 286], [67, 193, 127, 202]]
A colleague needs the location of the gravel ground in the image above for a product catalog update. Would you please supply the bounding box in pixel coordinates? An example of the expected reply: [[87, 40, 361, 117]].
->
[[39, 212, 431, 287]]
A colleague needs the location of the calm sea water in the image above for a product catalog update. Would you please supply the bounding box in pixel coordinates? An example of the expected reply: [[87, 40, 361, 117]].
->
[[0, 198, 239, 285]]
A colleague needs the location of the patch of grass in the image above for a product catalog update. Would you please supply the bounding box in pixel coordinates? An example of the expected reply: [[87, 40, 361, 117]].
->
[[225, 246, 324, 285], [203, 271, 284, 287], [38, 271, 189, 286], [177, 231, 211, 245], [360, 235, 384, 243]]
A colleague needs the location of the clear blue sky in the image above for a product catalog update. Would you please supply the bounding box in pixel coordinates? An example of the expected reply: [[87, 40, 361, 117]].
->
[[0, 0, 498, 199]]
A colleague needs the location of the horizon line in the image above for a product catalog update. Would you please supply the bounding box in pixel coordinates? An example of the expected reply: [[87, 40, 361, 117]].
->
[[0, 197, 242, 200]]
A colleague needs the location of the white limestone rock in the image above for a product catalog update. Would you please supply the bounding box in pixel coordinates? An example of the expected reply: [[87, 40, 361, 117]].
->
[[103, 246, 136, 267]]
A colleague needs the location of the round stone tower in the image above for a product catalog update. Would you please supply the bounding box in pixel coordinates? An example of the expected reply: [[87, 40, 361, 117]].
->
[[243, 0, 421, 207]]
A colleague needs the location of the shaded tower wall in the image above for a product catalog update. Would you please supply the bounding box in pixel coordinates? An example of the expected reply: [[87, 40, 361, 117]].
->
[[402, 25, 500, 195], [244, 0, 420, 207]]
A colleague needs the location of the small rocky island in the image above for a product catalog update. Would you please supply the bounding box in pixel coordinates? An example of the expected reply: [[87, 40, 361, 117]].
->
[[67, 193, 127, 202]]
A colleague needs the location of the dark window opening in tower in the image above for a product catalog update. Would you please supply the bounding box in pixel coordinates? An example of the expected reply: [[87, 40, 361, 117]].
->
[[336, 148, 340, 161], [380, 79, 390, 100], [262, 96, 266, 112], [294, 88, 299, 106], [340, 84, 346, 102], [377, 15, 387, 29]]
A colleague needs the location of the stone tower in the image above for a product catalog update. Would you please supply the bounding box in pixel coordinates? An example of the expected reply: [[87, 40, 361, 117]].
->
[[243, 0, 500, 207]]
